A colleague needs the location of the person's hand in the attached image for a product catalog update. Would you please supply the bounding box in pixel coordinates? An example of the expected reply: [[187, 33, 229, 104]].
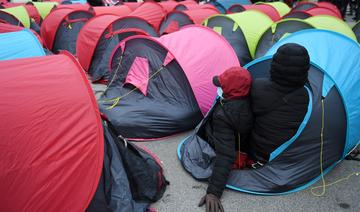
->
[[198, 193, 224, 212]]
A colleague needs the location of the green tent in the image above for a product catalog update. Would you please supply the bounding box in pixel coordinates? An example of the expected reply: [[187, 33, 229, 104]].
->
[[255, 18, 315, 58], [0, 6, 30, 28], [33, 2, 58, 20], [306, 15, 357, 41], [257, 1, 290, 17], [203, 10, 273, 64]]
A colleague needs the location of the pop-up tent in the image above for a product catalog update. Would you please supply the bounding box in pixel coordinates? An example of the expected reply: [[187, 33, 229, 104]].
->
[[292, 1, 317, 11], [32, 2, 58, 19], [353, 21, 360, 43], [41, 8, 94, 54], [93, 5, 132, 16], [159, 8, 219, 35], [178, 29, 360, 195], [255, 19, 314, 58], [159, 1, 178, 13], [305, 7, 341, 19], [204, 10, 273, 65], [283, 10, 312, 19], [317, 1, 341, 17], [227, 4, 281, 21], [99, 26, 239, 140], [257, 1, 290, 17], [0, 6, 30, 28], [0, 29, 45, 60], [0, 22, 43, 43], [127, 2, 166, 33], [209, 0, 252, 14], [77, 14, 149, 82], [24, 3, 42, 24], [106, 3, 164, 37], [306, 15, 357, 41], [0, 53, 104, 211]]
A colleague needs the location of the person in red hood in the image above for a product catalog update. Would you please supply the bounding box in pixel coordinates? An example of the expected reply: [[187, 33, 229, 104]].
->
[[199, 67, 253, 212]]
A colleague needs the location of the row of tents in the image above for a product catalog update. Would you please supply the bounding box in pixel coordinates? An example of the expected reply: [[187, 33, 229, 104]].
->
[[0, 0, 360, 210]]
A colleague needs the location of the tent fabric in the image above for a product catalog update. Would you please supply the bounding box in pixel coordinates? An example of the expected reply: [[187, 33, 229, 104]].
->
[[25, 3, 42, 24], [204, 10, 273, 60], [0, 6, 30, 28], [158, 25, 240, 114], [265, 29, 360, 156], [123, 2, 142, 11], [32, 2, 58, 19], [159, 1, 178, 13], [305, 15, 357, 41], [93, 5, 132, 16], [178, 58, 347, 194], [255, 18, 315, 58], [54, 3, 92, 11], [242, 4, 281, 21], [283, 10, 312, 19], [98, 26, 238, 139], [306, 7, 341, 19], [0, 53, 104, 211], [40, 8, 94, 51], [0, 29, 45, 60], [76, 14, 150, 81], [159, 8, 219, 35], [0, 22, 43, 44], [259, 1, 290, 17], [129, 2, 166, 31], [353, 21, 360, 42], [292, 2, 317, 12], [317, 1, 341, 18]]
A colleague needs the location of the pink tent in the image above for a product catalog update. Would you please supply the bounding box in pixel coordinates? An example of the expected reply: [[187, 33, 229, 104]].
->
[[159, 1, 178, 13], [157, 26, 240, 113], [0, 53, 103, 211], [98, 25, 239, 139], [317, 2, 342, 18]]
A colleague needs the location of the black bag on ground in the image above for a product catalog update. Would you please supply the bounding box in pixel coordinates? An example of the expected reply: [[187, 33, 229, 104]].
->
[[106, 120, 169, 203]]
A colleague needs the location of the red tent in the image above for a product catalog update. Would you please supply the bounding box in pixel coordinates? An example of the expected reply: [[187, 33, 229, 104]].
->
[[129, 2, 166, 31], [159, 1, 178, 13], [25, 3, 42, 24], [0, 53, 103, 212], [123, 2, 142, 11], [306, 7, 341, 19], [40, 8, 94, 51], [93, 5, 132, 16], [317, 2, 342, 18], [77, 14, 148, 73], [243, 4, 281, 21], [160, 8, 219, 34]]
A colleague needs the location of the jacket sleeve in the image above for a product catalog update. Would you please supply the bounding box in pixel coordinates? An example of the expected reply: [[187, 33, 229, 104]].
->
[[206, 108, 237, 198]]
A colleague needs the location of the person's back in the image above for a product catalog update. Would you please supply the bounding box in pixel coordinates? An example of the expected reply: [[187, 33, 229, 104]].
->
[[250, 43, 310, 162]]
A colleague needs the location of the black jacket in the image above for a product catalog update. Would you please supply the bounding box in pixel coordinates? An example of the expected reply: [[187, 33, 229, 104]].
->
[[250, 78, 309, 162], [205, 97, 253, 198]]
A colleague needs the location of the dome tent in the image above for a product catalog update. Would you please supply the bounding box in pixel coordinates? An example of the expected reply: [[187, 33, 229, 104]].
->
[[178, 29, 360, 194], [305, 7, 341, 19], [99, 26, 239, 140], [283, 10, 312, 19], [93, 5, 132, 16], [76, 14, 149, 82], [305, 15, 357, 41], [32, 2, 58, 19], [0, 22, 43, 44], [0, 53, 104, 211], [353, 21, 360, 43], [159, 8, 219, 35], [0, 29, 45, 61], [40, 7, 94, 54], [227, 4, 281, 22], [203, 10, 273, 65], [258, 1, 290, 17], [209, 0, 252, 14], [0, 6, 30, 28], [255, 18, 314, 58]]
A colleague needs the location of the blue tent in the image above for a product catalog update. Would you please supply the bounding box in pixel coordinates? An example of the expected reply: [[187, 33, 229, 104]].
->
[[0, 29, 45, 61], [209, 0, 252, 13], [266, 29, 360, 157], [178, 29, 360, 195]]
